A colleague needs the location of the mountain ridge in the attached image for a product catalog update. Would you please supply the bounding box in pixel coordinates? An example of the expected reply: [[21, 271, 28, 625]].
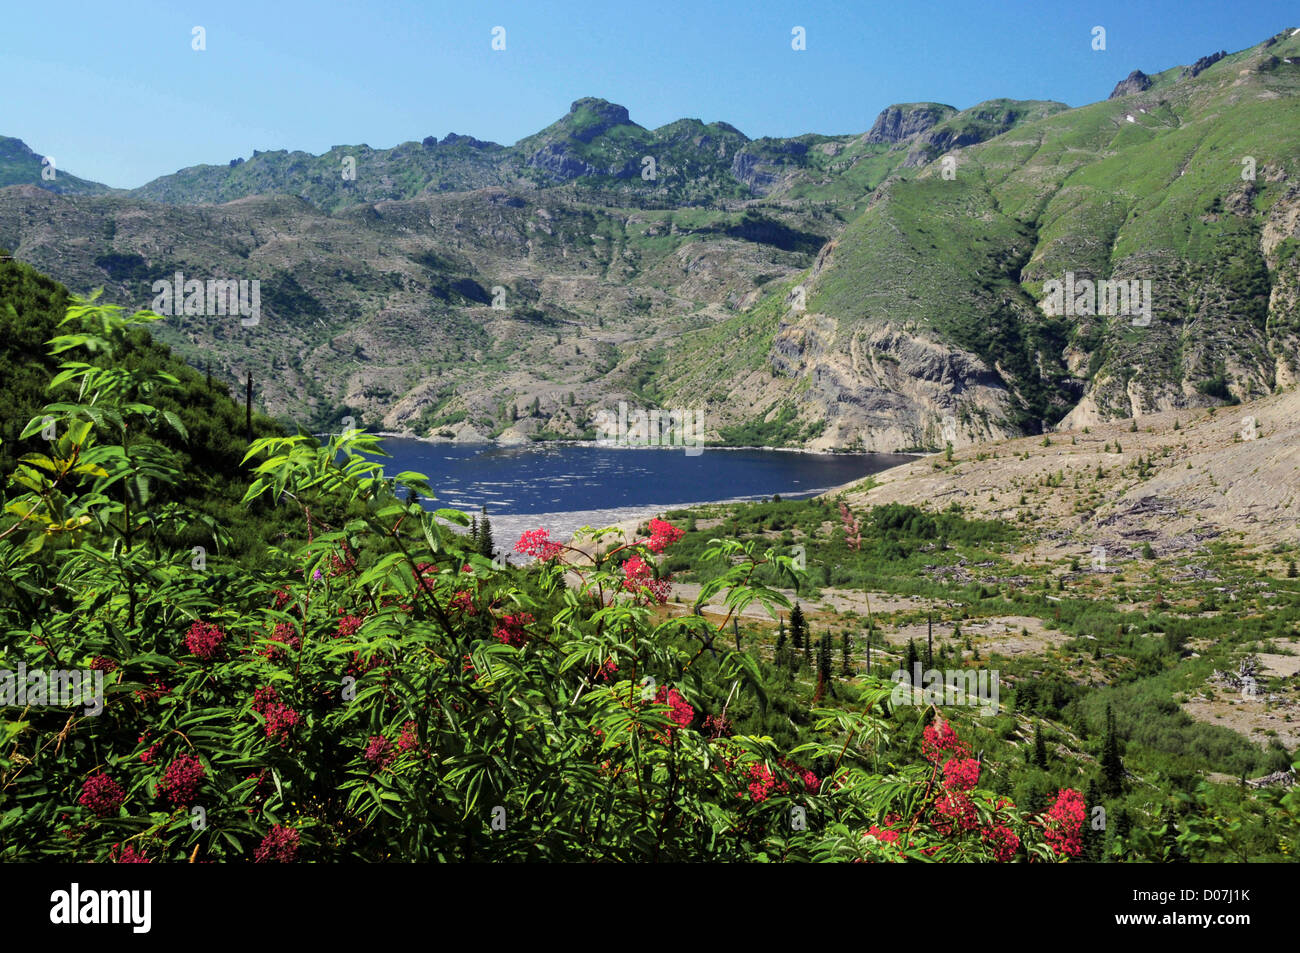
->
[[2, 29, 1298, 452]]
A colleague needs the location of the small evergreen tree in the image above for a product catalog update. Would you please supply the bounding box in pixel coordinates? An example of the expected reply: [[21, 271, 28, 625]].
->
[[1033, 721, 1048, 768], [789, 602, 806, 649], [904, 638, 920, 675], [477, 506, 494, 559], [841, 631, 853, 677], [774, 618, 787, 670], [1100, 704, 1124, 797]]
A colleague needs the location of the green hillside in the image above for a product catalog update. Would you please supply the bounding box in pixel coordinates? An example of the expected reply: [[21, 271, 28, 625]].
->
[[657, 27, 1300, 444], [0, 136, 115, 195]]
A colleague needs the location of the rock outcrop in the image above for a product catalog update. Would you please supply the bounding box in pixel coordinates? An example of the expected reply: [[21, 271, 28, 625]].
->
[[1108, 70, 1153, 99]]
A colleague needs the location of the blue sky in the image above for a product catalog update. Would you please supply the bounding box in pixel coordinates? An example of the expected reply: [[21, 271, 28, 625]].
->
[[4, 0, 1295, 188]]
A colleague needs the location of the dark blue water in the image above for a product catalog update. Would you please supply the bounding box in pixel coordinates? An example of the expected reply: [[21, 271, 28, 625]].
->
[[373, 440, 912, 515]]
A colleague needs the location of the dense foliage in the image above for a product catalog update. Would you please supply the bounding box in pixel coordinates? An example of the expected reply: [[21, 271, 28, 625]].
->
[[0, 300, 1097, 862]]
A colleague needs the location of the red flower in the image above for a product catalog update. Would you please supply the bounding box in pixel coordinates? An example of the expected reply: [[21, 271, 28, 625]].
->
[[652, 686, 694, 743], [645, 518, 684, 553], [932, 790, 979, 835], [328, 547, 358, 578], [254, 825, 300, 863], [865, 824, 901, 844], [252, 686, 300, 744], [746, 763, 776, 802], [260, 621, 301, 661], [449, 589, 477, 614], [133, 678, 170, 704], [90, 656, 117, 672], [800, 768, 822, 794], [622, 555, 671, 604], [335, 614, 364, 639], [397, 720, 420, 752], [941, 758, 981, 791], [921, 718, 971, 763], [158, 754, 205, 806], [515, 528, 564, 561], [185, 621, 225, 660], [78, 774, 125, 817], [982, 822, 1021, 862], [493, 612, 535, 647], [109, 843, 151, 863], [364, 735, 395, 769], [1042, 788, 1086, 858]]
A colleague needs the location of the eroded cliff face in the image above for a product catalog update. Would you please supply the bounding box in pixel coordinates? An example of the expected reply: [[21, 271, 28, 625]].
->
[[1260, 181, 1300, 389], [769, 311, 1017, 451]]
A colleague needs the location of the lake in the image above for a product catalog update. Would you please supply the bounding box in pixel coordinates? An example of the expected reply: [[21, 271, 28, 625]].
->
[[370, 440, 913, 549]]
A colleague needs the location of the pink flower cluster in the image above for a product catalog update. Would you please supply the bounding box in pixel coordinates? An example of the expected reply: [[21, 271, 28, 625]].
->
[[109, 843, 151, 863], [253, 686, 300, 744], [941, 758, 981, 791], [1042, 788, 1086, 858], [254, 825, 300, 863], [397, 720, 420, 752], [449, 589, 476, 614], [132, 678, 170, 705], [651, 686, 695, 743], [335, 614, 364, 639], [746, 763, 775, 802], [78, 774, 125, 817], [159, 754, 205, 806], [645, 518, 684, 553], [865, 823, 901, 845], [622, 555, 672, 604], [921, 718, 971, 763], [982, 819, 1020, 862], [185, 620, 225, 660], [364, 735, 395, 770], [261, 621, 301, 661], [494, 612, 535, 647], [515, 528, 564, 561]]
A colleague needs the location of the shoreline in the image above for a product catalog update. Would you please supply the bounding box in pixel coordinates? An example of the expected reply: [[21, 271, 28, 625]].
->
[[370, 430, 929, 458]]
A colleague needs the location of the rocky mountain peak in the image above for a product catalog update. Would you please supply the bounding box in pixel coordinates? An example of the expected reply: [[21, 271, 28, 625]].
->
[[1108, 70, 1153, 99], [863, 103, 956, 144]]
